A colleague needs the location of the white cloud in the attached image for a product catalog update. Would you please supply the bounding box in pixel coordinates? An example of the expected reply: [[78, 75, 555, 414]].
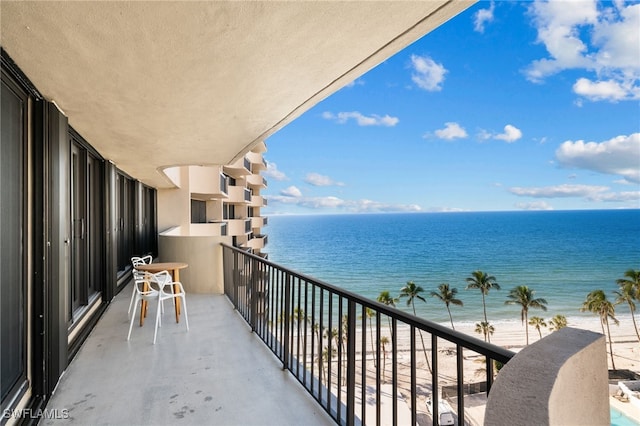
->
[[304, 173, 345, 187], [474, 2, 495, 33], [572, 77, 634, 101], [477, 124, 523, 143], [494, 124, 523, 143], [263, 161, 287, 181], [525, 1, 640, 102], [515, 201, 554, 210], [434, 122, 468, 140], [266, 195, 422, 213], [555, 133, 640, 183], [410, 54, 447, 91], [322, 111, 399, 127], [509, 184, 609, 198], [280, 186, 302, 197], [588, 191, 640, 202]]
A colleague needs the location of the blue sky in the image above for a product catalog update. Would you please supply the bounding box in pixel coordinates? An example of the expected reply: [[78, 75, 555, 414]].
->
[[263, 0, 640, 215]]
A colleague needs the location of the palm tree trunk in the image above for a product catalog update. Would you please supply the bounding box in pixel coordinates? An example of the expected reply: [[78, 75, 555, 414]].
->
[[604, 318, 616, 370], [412, 302, 432, 374], [481, 293, 490, 343], [446, 306, 455, 330]]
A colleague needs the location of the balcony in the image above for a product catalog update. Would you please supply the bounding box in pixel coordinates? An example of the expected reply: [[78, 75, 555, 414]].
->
[[250, 194, 266, 207], [40, 288, 334, 425], [246, 173, 267, 188], [251, 216, 267, 228], [247, 234, 268, 250], [188, 167, 228, 198], [226, 218, 252, 236], [41, 246, 612, 426], [227, 186, 251, 204]]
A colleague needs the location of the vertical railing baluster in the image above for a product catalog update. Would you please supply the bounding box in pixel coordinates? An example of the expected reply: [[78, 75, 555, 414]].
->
[[410, 326, 416, 426], [486, 356, 494, 395], [432, 334, 439, 426], [376, 312, 381, 426], [283, 272, 291, 370], [361, 306, 368, 426], [392, 319, 398, 426], [456, 344, 464, 426], [311, 285, 316, 395], [337, 297, 343, 423], [346, 299, 356, 426], [250, 257, 257, 331], [327, 291, 333, 418], [303, 279, 308, 386]]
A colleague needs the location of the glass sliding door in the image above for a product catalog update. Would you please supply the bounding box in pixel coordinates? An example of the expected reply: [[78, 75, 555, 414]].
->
[[69, 135, 104, 324], [1, 71, 28, 412]]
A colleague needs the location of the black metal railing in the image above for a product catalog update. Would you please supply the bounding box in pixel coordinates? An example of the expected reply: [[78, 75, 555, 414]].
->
[[222, 244, 514, 426]]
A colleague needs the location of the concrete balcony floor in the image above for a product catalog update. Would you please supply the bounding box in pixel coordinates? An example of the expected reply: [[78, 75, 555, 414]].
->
[[42, 285, 334, 426]]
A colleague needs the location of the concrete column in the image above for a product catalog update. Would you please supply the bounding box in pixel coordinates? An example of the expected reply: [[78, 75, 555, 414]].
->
[[485, 327, 609, 426]]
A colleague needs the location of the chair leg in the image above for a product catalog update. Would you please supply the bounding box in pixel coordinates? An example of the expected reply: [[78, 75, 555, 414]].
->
[[153, 300, 162, 345], [127, 285, 136, 318], [127, 297, 139, 340], [181, 295, 189, 331]]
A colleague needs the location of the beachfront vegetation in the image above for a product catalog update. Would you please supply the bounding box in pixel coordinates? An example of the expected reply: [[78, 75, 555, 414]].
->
[[430, 283, 463, 330], [399, 281, 432, 373], [528, 316, 547, 340], [505, 285, 548, 345], [615, 269, 640, 342], [549, 314, 567, 331], [465, 271, 500, 343], [475, 321, 495, 341], [581, 289, 619, 370]]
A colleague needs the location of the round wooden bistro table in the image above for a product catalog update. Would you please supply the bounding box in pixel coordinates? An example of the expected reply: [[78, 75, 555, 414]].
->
[[135, 262, 188, 326]]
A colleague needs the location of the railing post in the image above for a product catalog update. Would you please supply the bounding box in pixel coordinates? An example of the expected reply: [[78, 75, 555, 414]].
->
[[250, 257, 257, 332], [346, 300, 356, 426], [233, 250, 239, 308], [282, 272, 291, 370], [432, 334, 439, 426], [456, 344, 464, 426]]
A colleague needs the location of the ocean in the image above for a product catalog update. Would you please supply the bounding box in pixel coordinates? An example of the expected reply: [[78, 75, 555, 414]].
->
[[265, 209, 640, 326]]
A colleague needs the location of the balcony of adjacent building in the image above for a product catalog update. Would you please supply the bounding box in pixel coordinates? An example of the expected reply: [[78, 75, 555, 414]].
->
[[188, 166, 229, 199], [246, 173, 267, 189], [40, 244, 616, 426], [227, 186, 252, 204], [223, 156, 252, 179]]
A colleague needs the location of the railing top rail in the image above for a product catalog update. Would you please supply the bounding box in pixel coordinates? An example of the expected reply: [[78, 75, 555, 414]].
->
[[221, 243, 514, 362]]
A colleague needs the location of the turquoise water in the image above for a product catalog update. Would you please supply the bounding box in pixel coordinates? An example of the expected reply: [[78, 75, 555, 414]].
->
[[611, 407, 640, 426], [266, 210, 640, 324]]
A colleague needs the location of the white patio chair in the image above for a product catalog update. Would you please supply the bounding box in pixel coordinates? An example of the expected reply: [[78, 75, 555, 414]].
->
[[127, 270, 178, 344], [154, 276, 189, 344], [128, 255, 153, 317]]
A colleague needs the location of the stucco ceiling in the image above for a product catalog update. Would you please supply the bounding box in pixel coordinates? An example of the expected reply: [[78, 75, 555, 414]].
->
[[1, 1, 474, 188]]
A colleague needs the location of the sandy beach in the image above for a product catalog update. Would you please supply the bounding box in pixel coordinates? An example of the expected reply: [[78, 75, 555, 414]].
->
[[313, 314, 640, 425], [388, 314, 640, 425]]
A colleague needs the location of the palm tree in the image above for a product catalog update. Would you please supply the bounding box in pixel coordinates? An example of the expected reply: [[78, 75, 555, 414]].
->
[[505, 285, 548, 345], [358, 308, 377, 367], [549, 314, 567, 331], [581, 290, 619, 370], [475, 321, 494, 341], [399, 281, 431, 373], [615, 269, 640, 342], [430, 283, 464, 330], [466, 271, 500, 342], [377, 290, 398, 339], [528, 316, 547, 340], [379, 335, 389, 382]]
